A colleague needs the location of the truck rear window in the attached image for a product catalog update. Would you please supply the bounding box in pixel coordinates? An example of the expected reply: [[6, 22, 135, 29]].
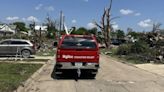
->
[[60, 36, 97, 49]]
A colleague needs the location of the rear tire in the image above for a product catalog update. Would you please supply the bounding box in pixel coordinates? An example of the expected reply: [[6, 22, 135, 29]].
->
[[90, 69, 98, 79], [21, 50, 31, 58], [90, 74, 96, 79], [54, 67, 62, 79]]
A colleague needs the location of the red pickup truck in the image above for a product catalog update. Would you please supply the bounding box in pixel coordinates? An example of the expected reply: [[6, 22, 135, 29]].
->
[[54, 35, 99, 78]]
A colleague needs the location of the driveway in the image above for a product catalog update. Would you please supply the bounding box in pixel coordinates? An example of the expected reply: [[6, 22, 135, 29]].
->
[[16, 55, 164, 92]]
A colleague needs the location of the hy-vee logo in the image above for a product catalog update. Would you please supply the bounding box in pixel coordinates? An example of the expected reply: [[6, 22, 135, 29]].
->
[[62, 55, 73, 59], [62, 55, 95, 59]]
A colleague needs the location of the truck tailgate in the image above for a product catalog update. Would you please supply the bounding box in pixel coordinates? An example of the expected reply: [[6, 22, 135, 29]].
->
[[57, 49, 99, 63]]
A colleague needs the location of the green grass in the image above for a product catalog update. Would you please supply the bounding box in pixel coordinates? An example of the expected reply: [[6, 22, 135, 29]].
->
[[36, 48, 56, 56], [1, 59, 50, 62], [111, 55, 147, 64], [0, 63, 43, 92], [100, 48, 148, 64]]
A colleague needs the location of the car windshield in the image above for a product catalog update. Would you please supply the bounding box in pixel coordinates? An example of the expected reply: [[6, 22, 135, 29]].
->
[[60, 36, 97, 49]]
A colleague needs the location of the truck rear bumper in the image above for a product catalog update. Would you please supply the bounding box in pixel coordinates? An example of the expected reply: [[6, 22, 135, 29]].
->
[[55, 62, 99, 70]]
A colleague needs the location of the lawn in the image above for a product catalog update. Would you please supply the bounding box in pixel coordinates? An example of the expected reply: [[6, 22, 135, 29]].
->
[[0, 63, 43, 92], [36, 48, 56, 56], [100, 48, 148, 64]]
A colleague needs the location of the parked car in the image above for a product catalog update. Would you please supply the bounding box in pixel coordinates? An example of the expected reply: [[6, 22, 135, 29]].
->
[[54, 35, 100, 78], [0, 39, 36, 58], [111, 39, 126, 45]]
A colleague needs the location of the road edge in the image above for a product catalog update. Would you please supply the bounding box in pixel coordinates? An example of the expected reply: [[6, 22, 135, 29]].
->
[[102, 54, 164, 78], [14, 58, 54, 92]]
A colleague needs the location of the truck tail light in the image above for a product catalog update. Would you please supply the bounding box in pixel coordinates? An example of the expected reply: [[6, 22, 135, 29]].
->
[[96, 51, 99, 59], [57, 49, 60, 53], [57, 49, 61, 58], [96, 55, 99, 59], [57, 55, 60, 58]]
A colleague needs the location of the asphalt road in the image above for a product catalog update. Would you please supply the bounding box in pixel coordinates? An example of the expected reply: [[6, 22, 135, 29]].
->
[[17, 55, 164, 92]]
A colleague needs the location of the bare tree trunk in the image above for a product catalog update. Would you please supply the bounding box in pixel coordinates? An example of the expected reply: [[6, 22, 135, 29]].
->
[[94, 0, 113, 48]]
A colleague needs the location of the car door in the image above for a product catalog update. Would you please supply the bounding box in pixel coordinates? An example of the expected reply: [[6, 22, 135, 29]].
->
[[9, 40, 29, 55], [9, 41, 22, 55], [0, 40, 11, 55]]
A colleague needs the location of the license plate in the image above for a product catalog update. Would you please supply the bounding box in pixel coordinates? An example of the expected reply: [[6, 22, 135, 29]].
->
[[87, 63, 93, 65], [75, 63, 82, 67]]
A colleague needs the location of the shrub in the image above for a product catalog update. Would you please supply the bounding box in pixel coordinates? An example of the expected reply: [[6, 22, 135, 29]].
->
[[116, 41, 150, 55], [116, 44, 132, 55], [130, 41, 149, 54]]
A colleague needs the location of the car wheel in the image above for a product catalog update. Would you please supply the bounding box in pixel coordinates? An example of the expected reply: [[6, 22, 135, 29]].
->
[[21, 50, 31, 58]]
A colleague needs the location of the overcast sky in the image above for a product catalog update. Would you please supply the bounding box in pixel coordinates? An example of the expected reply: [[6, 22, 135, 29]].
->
[[0, 0, 164, 32]]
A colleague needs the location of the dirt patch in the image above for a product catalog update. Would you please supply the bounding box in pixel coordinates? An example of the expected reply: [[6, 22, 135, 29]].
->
[[135, 64, 164, 77]]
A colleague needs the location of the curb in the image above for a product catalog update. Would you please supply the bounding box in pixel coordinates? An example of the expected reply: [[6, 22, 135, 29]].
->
[[101, 54, 136, 67], [14, 58, 54, 92], [0, 58, 49, 62]]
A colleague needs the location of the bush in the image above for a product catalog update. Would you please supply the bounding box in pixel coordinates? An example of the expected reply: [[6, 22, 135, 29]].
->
[[114, 40, 164, 64], [156, 40, 164, 47], [113, 31, 164, 64], [116, 41, 150, 55], [130, 41, 149, 54], [116, 44, 131, 55]]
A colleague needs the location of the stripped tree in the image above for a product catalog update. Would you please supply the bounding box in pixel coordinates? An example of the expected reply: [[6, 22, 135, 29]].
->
[[152, 22, 161, 33], [94, 0, 118, 48]]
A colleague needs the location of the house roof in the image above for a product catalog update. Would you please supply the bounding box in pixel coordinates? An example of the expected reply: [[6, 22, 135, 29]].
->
[[35, 25, 47, 31], [0, 24, 15, 33]]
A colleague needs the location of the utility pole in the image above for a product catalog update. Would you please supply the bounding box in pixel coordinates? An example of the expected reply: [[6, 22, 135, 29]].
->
[[39, 27, 42, 38], [59, 11, 63, 36], [62, 15, 65, 31], [59, 11, 70, 35]]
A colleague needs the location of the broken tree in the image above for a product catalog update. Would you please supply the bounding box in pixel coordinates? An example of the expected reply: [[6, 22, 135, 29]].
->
[[95, 0, 117, 48]]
